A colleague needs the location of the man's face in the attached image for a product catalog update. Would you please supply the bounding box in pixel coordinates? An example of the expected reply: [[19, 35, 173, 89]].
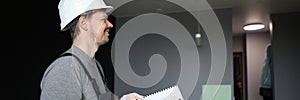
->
[[88, 9, 113, 46]]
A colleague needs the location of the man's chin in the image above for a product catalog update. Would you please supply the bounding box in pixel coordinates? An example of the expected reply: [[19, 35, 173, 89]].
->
[[98, 40, 109, 46]]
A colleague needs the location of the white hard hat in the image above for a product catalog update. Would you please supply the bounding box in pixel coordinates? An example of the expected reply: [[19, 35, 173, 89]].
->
[[58, 0, 113, 31]]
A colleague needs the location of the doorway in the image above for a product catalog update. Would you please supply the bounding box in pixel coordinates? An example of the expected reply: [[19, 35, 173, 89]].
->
[[233, 52, 246, 100]]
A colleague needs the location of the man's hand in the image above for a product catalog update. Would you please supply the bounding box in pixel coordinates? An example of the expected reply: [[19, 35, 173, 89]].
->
[[120, 92, 144, 100]]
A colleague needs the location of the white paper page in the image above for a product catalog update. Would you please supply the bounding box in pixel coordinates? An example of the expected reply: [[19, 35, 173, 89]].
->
[[144, 85, 184, 100]]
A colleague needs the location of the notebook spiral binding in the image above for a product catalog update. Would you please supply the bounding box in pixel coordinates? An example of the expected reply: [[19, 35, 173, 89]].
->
[[144, 85, 176, 98]]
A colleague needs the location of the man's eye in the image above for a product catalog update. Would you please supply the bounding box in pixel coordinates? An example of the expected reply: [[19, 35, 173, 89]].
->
[[100, 18, 107, 22]]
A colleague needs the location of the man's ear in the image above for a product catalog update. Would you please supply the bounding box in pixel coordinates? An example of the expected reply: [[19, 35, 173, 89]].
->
[[78, 16, 88, 31]]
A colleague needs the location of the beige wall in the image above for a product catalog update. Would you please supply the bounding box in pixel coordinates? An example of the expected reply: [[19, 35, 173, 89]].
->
[[246, 32, 271, 100], [233, 35, 245, 52]]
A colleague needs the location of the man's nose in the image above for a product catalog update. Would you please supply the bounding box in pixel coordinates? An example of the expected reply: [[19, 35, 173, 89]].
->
[[106, 20, 113, 28]]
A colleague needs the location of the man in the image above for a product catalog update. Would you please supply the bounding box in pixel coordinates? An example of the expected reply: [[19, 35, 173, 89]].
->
[[40, 0, 143, 99]]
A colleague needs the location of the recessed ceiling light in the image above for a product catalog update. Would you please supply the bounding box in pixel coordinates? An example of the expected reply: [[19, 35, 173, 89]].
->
[[195, 33, 201, 38], [243, 23, 265, 31]]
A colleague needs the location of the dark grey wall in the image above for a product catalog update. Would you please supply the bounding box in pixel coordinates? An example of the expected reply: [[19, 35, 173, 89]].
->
[[271, 12, 300, 100], [188, 8, 233, 100], [113, 8, 233, 100]]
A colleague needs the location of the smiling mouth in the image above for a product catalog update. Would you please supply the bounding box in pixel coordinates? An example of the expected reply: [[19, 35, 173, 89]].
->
[[105, 28, 110, 33]]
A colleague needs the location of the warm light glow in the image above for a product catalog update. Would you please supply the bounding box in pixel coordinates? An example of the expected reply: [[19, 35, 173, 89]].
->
[[195, 33, 201, 38], [243, 23, 265, 31], [269, 21, 273, 36]]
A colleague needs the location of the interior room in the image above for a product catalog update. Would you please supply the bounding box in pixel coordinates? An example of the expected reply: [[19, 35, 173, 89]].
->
[[13, 0, 300, 99]]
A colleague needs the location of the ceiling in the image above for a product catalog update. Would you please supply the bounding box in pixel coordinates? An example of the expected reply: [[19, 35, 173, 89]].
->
[[232, 0, 300, 35], [105, 0, 300, 36]]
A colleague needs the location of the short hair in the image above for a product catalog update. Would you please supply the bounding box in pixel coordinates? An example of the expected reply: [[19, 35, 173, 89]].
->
[[66, 10, 96, 40]]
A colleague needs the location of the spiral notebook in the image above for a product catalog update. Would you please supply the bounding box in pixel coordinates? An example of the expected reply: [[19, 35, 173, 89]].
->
[[143, 85, 184, 100]]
